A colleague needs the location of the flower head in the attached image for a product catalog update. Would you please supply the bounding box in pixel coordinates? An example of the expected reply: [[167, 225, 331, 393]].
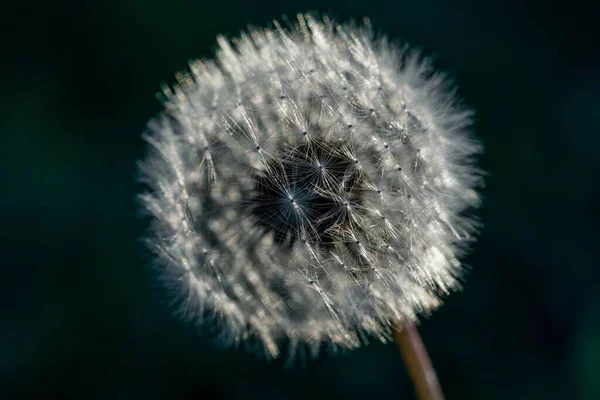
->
[[139, 13, 483, 359]]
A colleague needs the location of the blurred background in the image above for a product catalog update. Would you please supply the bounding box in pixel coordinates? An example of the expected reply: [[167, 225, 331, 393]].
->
[[2, 0, 599, 399]]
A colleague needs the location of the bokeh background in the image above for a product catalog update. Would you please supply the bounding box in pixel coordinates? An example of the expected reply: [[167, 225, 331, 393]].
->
[[3, 0, 599, 399]]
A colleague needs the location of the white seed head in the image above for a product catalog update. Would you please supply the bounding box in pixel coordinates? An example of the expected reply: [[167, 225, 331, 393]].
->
[[139, 13, 483, 359]]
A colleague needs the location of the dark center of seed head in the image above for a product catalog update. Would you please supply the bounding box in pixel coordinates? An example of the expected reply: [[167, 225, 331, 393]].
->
[[250, 139, 364, 248]]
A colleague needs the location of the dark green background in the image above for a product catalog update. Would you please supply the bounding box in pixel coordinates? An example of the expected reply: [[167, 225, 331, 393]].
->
[[3, 1, 599, 399]]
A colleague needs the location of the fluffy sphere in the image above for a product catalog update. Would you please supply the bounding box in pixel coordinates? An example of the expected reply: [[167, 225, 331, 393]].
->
[[139, 13, 483, 359]]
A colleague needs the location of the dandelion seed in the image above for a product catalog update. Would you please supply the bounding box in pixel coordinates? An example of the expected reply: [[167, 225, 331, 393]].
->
[[139, 13, 483, 361]]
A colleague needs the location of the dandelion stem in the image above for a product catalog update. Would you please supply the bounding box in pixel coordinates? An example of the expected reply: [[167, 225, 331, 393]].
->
[[393, 322, 445, 400]]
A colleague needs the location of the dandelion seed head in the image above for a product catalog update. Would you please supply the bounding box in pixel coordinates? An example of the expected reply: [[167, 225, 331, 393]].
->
[[139, 13, 483, 359]]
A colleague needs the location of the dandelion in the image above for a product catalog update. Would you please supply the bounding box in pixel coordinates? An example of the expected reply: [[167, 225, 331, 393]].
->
[[139, 12, 482, 399]]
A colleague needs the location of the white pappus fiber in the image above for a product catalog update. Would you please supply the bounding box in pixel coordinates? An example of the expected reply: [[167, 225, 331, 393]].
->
[[139, 13, 483, 360]]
